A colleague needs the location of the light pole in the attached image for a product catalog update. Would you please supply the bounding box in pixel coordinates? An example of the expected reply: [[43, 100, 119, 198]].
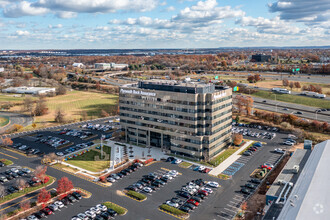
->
[[315, 111, 318, 120]]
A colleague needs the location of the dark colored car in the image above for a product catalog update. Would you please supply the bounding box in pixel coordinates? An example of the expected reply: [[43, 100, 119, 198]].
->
[[61, 197, 70, 205], [0, 162, 4, 167], [127, 185, 138, 191], [245, 183, 256, 189], [11, 172, 19, 178], [34, 211, 46, 219], [251, 178, 261, 184], [141, 178, 151, 184], [180, 206, 191, 213], [193, 179, 205, 186], [191, 196, 202, 203], [241, 188, 250, 194], [107, 208, 118, 217], [154, 179, 166, 185], [178, 191, 191, 199], [100, 212, 111, 220], [196, 193, 206, 200], [17, 171, 25, 176], [184, 203, 196, 210], [151, 181, 160, 187], [67, 195, 77, 203], [94, 215, 103, 220], [116, 172, 124, 178], [166, 157, 175, 162], [71, 191, 82, 200], [7, 186, 19, 194], [171, 197, 184, 205], [5, 174, 13, 180], [160, 177, 169, 183]]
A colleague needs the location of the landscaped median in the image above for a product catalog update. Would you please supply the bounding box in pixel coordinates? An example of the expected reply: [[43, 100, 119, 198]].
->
[[159, 204, 189, 219], [0, 175, 55, 204], [103, 202, 127, 215], [239, 141, 256, 155], [124, 190, 147, 202], [0, 158, 13, 166], [178, 161, 192, 168]]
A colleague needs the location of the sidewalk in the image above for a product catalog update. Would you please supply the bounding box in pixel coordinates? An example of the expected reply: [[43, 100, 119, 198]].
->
[[209, 141, 253, 176]]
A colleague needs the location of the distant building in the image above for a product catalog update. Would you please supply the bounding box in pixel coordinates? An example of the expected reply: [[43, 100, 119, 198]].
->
[[72, 63, 84, 68], [112, 63, 128, 70], [2, 87, 56, 95], [252, 54, 271, 62], [94, 63, 111, 70], [0, 67, 4, 72]]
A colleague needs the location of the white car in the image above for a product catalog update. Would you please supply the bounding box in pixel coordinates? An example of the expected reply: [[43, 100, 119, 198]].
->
[[202, 187, 213, 194], [56, 152, 64, 156], [90, 207, 101, 215], [22, 168, 31, 174], [274, 148, 285, 154], [283, 141, 294, 146], [198, 166, 205, 171], [85, 211, 96, 219], [96, 204, 107, 212], [77, 213, 89, 220], [207, 181, 220, 188], [162, 175, 173, 180], [143, 187, 153, 193], [264, 163, 274, 168], [54, 201, 64, 209], [27, 215, 38, 220], [166, 201, 179, 208], [107, 177, 116, 183], [168, 170, 178, 177]]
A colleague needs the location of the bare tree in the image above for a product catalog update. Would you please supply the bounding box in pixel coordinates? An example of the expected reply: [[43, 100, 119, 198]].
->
[[0, 185, 5, 198], [23, 97, 34, 112], [16, 178, 27, 190], [54, 108, 65, 123], [56, 85, 67, 95]]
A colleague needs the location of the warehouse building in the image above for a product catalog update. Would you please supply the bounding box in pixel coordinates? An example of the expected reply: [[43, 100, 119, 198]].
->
[[119, 80, 232, 161], [2, 87, 56, 95], [264, 140, 330, 220]]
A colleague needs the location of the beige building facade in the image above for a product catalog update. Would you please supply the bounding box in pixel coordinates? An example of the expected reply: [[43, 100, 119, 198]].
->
[[119, 80, 232, 161]]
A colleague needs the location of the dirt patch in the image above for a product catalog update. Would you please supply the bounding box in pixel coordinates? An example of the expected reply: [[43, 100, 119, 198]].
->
[[242, 155, 290, 220]]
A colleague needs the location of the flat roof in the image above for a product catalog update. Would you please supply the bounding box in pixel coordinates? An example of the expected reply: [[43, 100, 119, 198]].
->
[[277, 140, 330, 220], [266, 149, 309, 199]]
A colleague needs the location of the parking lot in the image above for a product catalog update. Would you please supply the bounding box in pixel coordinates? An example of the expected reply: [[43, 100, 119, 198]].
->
[[8, 120, 121, 156]]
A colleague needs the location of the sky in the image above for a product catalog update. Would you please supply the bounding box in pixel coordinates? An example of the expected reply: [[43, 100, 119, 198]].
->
[[0, 0, 329, 49]]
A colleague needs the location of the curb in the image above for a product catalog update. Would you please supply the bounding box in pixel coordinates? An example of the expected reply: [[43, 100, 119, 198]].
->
[[103, 201, 128, 216], [74, 187, 92, 199], [158, 208, 189, 220], [123, 192, 146, 203]]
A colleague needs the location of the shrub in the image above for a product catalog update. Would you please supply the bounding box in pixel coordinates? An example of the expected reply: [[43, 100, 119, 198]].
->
[[126, 190, 146, 201], [159, 204, 187, 216], [103, 202, 127, 215]]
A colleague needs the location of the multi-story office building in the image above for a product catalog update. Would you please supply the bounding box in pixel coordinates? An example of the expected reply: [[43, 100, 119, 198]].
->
[[119, 80, 232, 161]]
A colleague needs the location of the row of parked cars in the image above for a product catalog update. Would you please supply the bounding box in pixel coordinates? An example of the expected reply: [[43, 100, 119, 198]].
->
[[59, 129, 95, 140], [11, 143, 41, 155], [24, 191, 83, 220], [240, 178, 262, 195], [106, 162, 143, 183], [71, 203, 118, 220], [233, 122, 280, 132], [127, 169, 179, 194], [233, 127, 276, 140], [35, 135, 71, 149], [56, 141, 94, 157], [0, 167, 31, 184], [82, 123, 114, 132], [165, 179, 217, 213], [242, 142, 263, 156]]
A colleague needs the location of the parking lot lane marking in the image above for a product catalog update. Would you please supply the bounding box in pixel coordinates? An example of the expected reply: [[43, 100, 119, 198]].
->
[[232, 197, 243, 202], [227, 204, 239, 210], [0, 151, 18, 159], [160, 167, 182, 175], [229, 201, 240, 206], [219, 213, 231, 220], [224, 208, 237, 213]]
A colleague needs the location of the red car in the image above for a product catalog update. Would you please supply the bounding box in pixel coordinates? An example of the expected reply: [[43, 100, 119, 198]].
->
[[198, 190, 209, 196], [261, 165, 272, 170], [249, 147, 257, 151], [187, 199, 199, 206], [42, 208, 53, 215], [202, 168, 211, 173]]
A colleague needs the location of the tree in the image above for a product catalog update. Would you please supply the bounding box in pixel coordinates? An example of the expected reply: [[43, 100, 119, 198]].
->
[[294, 82, 301, 90], [289, 82, 294, 90], [57, 177, 74, 194], [16, 178, 27, 190], [100, 109, 109, 117], [13, 124, 23, 132], [56, 85, 67, 95], [282, 79, 289, 87], [233, 133, 243, 146], [254, 74, 261, 82], [33, 96, 48, 116], [23, 97, 34, 112], [235, 115, 240, 123], [0, 185, 5, 198], [247, 75, 255, 83], [54, 109, 65, 123], [20, 198, 30, 211], [37, 188, 51, 205], [34, 165, 47, 182], [0, 137, 13, 147]]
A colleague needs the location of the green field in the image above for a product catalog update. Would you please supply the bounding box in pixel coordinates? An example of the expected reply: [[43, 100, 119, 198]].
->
[[0, 94, 29, 102], [66, 146, 111, 172], [252, 90, 330, 109]]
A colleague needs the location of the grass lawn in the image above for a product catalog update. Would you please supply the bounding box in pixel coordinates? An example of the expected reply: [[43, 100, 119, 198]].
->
[[208, 146, 241, 167], [6, 90, 118, 128], [179, 161, 193, 168], [0, 158, 13, 166], [0, 116, 9, 127], [252, 90, 330, 109], [103, 202, 127, 215], [66, 148, 111, 172]]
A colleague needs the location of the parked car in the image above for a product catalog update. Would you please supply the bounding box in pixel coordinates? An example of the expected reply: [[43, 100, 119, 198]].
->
[[72, 191, 82, 200], [241, 188, 250, 194], [243, 151, 252, 156], [187, 199, 199, 206], [251, 178, 261, 184], [245, 183, 256, 189], [42, 208, 53, 215], [166, 200, 179, 208], [206, 181, 219, 188], [274, 148, 285, 154]]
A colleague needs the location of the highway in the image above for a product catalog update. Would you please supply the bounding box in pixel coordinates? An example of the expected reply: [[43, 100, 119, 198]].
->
[[248, 96, 330, 123]]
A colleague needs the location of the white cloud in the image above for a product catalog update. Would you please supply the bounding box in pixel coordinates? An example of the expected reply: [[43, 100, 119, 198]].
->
[[48, 24, 63, 29], [56, 11, 77, 19], [268, 0, 330, 25], [164, 6, 175, 12], [3, 1, 49, 18], [16, 30, 30, 36]]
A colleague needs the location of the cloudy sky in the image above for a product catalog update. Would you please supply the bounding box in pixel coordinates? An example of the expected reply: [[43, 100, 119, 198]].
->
[[0, 0, 329, 49]]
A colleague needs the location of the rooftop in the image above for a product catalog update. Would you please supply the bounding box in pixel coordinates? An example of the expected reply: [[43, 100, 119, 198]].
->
[[277, 140, 330, 220]]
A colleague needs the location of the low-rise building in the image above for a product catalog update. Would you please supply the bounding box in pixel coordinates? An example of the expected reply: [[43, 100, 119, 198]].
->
[[2, 86, 56, 95]]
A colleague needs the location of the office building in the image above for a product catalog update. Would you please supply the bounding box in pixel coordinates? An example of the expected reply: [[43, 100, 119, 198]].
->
[[119, 80, 233, 161], [252, 54, 271, 62]]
